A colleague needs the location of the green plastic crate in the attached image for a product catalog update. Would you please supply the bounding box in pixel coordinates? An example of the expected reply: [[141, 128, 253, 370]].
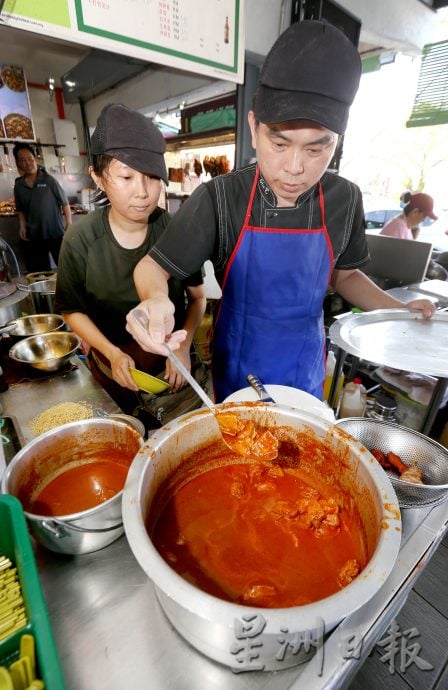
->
[[0, 494, 66, 689]]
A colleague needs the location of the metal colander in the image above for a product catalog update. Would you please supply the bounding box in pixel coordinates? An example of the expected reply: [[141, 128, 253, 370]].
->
[[335, 418, 448, 508]]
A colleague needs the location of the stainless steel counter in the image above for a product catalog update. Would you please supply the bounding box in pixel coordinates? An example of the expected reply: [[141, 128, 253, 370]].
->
[[0, 356, 121, 447], [1, 358, 448, 690]]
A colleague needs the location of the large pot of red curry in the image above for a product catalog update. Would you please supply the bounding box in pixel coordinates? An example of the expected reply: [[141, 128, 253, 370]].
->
[[123, 402, 401, 671]]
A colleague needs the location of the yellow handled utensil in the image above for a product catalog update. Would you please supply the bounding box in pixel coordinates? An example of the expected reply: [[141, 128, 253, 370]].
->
[[20, 634, 35, 681], [7, 661, 26, 690], [0, 668, 13, 690]]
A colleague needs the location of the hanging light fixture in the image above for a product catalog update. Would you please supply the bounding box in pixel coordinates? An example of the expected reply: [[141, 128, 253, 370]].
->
[[46, 76, 55, 101]]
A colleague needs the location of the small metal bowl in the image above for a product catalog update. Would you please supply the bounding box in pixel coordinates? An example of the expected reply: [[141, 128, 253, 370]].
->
[[2, 314, 65, 340], [9, 331, 81, 372], [336, 417, 448, 508]]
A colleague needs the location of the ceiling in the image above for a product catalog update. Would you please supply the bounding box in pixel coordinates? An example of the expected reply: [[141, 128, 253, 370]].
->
[[0, 7, 443, 103]]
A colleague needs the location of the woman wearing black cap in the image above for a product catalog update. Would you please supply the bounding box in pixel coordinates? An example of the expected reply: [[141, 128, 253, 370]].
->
[[126, 21, 435, 403], [55, 104, 206, 418]]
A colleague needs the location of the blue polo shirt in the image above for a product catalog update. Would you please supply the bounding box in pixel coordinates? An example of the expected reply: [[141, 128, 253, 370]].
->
[[14, 166, 68, 241]]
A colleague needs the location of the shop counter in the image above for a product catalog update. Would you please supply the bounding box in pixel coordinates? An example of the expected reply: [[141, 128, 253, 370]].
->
[[1, 358, 448, 689]]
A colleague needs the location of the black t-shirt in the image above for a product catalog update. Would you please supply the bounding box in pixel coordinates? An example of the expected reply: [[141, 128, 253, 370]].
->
[[14, 167, 68, 240], [150, 164, 369, 285], [55, 206, 203, 344]]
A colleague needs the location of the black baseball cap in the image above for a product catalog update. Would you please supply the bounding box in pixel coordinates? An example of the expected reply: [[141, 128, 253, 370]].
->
[[253, 20, 362, 135], [90, 103, 168, 184]]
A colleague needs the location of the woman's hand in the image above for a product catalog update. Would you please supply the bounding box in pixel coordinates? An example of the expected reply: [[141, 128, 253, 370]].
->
[[109, 348, 138, 390], [164, 344, 191, 392]]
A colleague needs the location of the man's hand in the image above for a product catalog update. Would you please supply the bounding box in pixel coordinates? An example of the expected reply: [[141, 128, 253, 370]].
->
[[126, 298, 187, 355], [406, 299, 436, 319]]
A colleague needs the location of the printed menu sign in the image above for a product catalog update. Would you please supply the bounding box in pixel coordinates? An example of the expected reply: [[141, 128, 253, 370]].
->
[[0, 64, 35, 142], [1, 0, 244, 83]]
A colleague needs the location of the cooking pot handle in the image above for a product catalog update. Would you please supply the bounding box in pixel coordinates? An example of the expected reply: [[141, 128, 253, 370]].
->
[[42, 517, 123, 537], [16, 284, 30, 292]]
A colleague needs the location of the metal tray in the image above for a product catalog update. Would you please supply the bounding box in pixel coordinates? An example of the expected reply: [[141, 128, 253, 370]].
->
[[329, 309, 448, 378]]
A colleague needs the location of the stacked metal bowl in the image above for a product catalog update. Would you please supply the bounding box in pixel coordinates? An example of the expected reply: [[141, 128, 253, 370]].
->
[[9, 331, 81, 372]]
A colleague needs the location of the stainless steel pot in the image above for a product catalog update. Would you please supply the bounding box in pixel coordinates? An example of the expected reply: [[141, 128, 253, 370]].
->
[[17, 279, 56, 313], [2, 418, 143, 555], [123, 403, 402, 670]]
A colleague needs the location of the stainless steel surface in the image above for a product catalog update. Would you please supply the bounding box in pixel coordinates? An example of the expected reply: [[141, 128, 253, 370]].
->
[[246, 373, 276, 403], [123, 404, 401, 670], [2, 359, 448, 689], [0, 356, 121, 446], [336, 418, 448, 508], [8, 331, 81, 372], [2, 418, 143, 554], [329, 309, 448, 378]]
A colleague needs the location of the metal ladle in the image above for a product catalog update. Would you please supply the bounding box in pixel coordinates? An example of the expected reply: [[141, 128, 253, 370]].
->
[[132, 309, 278, 460]]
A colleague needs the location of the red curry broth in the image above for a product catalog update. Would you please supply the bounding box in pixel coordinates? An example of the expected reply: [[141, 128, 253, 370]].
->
[[149, 431, 369, 608], [23, 449, 131, 516]]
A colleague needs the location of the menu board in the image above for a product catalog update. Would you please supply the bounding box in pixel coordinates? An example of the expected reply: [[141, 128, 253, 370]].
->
[[0, 64, 35, 142], [1, 0, 244, 83]]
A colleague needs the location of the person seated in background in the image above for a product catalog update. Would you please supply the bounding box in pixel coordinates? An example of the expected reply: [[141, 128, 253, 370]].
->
[[380, 191, 437, 240], [13, 143, 72, 271], [55, 103, 206, 420]]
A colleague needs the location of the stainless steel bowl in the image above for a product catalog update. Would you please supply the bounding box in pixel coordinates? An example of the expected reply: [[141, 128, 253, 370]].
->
[[8, 331, 81, 371], [123, 403, 401, 670], [3, 313, 65, 340], [336, 417, 448, 508], [1, 418, 143, 554]]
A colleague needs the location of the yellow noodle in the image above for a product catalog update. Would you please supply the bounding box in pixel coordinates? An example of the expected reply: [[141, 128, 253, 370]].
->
[[30, 401, 93, 436]]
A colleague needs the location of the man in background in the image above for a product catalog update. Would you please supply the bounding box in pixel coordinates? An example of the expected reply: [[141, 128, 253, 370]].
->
[[126, 20, 435, 402], [13, 143, 72, 272]]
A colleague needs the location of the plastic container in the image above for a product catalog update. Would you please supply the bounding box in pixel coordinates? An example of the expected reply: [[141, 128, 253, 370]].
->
[[0, 494, 66, 689], [339, 378, 367, 418], [323, 350, 344, 405]]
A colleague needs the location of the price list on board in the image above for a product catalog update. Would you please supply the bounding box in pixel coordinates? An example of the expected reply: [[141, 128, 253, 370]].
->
[[3, 0, 243, 82], [76, 0, 242, 78]]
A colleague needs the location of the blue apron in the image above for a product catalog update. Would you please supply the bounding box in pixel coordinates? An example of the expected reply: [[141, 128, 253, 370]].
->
[[212, 167, 333, 402]]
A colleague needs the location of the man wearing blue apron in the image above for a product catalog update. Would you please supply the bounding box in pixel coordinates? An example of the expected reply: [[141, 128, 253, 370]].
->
[[127, 20, 435, 401]]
